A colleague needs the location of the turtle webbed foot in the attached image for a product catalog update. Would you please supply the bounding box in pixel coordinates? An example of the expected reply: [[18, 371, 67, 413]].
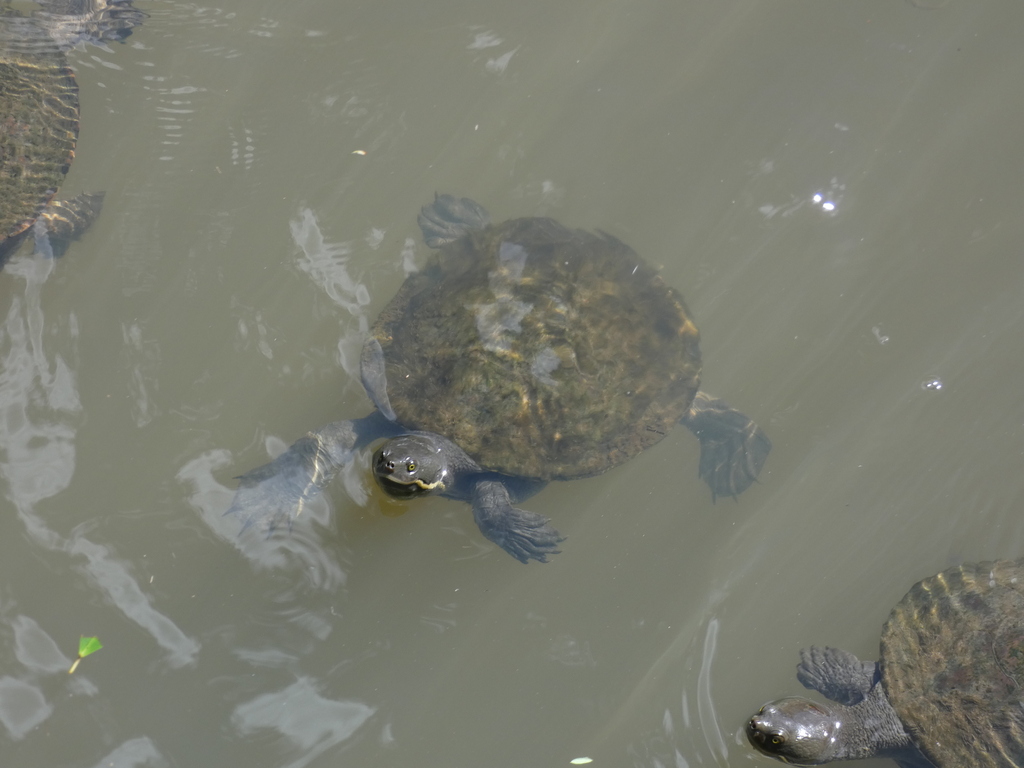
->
[[797, 646, 878, 706], [417, 194, 491, 248], [681, 392, 771, 500], [472, 480, 564, 563]]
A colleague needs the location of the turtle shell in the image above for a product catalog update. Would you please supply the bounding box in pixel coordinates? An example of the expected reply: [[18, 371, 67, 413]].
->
[[880, 558, 1024, 768], [371, 215, 702, 480], [1, 1, 146, 262], [0, 29, 80, 261]]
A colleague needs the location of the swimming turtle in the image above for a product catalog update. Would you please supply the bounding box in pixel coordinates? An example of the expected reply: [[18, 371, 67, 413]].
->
[[229, 194, 771, 563], [746, 558, 1024, 768], [0, 0, 145, 264]]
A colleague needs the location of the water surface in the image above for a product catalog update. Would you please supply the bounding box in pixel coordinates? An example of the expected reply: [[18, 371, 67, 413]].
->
[[2, 1, 1023, 766]]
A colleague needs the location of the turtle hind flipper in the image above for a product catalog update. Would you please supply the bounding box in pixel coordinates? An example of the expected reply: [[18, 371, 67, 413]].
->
[[681, 391, 771, 500], [34, 192, 104, 257]]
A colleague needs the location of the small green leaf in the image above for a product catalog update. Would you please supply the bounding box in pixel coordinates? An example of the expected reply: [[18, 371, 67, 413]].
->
[[78, 636, 103, 658], [70, 636, 103, 673]]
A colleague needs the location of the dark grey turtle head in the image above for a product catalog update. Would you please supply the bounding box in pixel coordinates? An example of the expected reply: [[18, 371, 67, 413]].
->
[[746, 697, 841, 765], [373, 434, 451, 499]]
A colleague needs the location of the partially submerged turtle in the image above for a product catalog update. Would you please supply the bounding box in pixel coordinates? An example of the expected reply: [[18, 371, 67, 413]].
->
[[0, 0, 145, 264], [747, 558, 1024, 768], [229, 194, 770, 563]]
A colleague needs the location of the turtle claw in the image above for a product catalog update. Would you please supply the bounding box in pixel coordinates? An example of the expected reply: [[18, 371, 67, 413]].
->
[[682, 392, 771, 500], [472, 480, 564, 563]]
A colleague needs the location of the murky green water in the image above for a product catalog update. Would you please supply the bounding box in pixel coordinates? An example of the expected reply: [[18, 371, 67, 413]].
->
[[2, 1, 1023, 766]]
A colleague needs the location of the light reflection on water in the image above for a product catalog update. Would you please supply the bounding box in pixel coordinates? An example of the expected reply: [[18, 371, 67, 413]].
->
[[0, 253, 195, 753]]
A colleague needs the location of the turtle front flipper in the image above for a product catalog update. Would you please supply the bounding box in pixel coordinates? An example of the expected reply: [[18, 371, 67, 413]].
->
[[797, 646, 879, 706], [681, 391, 771, 500], [417, 193, 490, 248], [359, 338, 396, 421], [33, 192, 105, 257], [471, 480, 564, 564], [227, 412, 400, 533]]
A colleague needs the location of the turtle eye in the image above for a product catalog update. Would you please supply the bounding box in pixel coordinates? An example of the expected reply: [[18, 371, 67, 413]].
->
[[770, 734, 785, 746], [406, 462, 417, 473]]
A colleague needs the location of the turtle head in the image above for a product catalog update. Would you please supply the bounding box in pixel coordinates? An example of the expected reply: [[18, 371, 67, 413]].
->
[[746, 697, 841, 765], [373, 435, 450, 499]]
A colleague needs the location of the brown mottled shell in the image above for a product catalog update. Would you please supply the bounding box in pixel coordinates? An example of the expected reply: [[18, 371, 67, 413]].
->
[[881, 558, 1024, 768], [0, 45, 79, 259], [372, 216, 702, 480]]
